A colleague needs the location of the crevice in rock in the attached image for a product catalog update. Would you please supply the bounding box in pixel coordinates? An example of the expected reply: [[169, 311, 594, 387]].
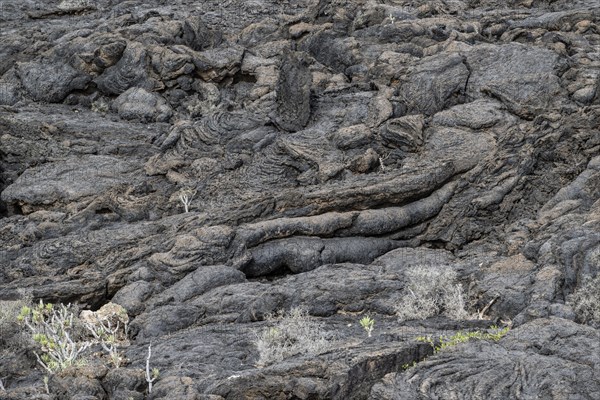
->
[[232, 70, 257, 85], [0, 150, 7, 218], [251, 264, 295, 282], [88, 296, 110, 312], [421, 240, 451, 251], [95, 207, 115, 215], [331, 343, 432, 400], [0, 190, 6, 218], [5, 202, 23, 216]]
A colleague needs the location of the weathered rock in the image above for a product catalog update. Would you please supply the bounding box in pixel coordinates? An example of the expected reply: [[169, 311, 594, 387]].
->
[[397, 53, 469, 116], [1, 155, 141, 209], [113, 87, 173, 123], [149, 45, 195, 81], [371, 318, 600, 400], [0, 0, 599, 398], [95, 42, 157, 95], [102, 367, 146, 400], [47, 363, 109, 400], [272, 50, 312, 132], [182, 16, 223, 51], [192, 46, 244, 83], [380, 115, 425, 152], [328, 124, 373, 150], [241, 236, 401, 277], [147, 265, 246, 307], [17, 61, 91, 103], [466, 43, 566, 118], [300, 31, 359, 73], [348, 148, 380, 174], [129, 303, 204, 340], [0, 80, 22, 106], [111, 280, 159, 316]]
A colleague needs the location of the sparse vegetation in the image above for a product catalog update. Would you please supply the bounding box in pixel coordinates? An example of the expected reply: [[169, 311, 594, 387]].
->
[[0, 299, 29, 346], [400, 326, 509, 372], [568, 275, 600, 327], [401, 325, 510, 371], [402, 360, 417, 370], [416, 325, 510, 354], [145, 344, 159, 394], [43, 375, 49, 394], [396, 265, 469, 321], [178, 188, 196, 213], [17, 301, 91, 374], [1, 299, 33, 391], [13, 299, 132, 379], [82, 304, 129, 368], [359, 316, 375, 337], [254, 307, 335, 366]]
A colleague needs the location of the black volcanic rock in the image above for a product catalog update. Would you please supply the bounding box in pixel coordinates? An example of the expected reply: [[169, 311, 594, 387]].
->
[[371, 318, 600, 400], [0, 0, 599, 399], [272, 50, 312, 132], [17, 61, 91, 103]]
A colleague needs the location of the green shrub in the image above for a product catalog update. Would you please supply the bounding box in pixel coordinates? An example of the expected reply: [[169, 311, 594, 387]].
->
[[401, 326, 509, 371], [359, 316, 375, 337], [416, 325, 510, 354], [18, 301, 91, 373], [396, 265, 468, 321]]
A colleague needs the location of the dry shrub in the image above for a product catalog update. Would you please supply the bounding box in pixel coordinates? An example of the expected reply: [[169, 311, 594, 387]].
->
[[254, 307, 335, 366], [568, 275, 600, 327], [396, 265, 469, 321]]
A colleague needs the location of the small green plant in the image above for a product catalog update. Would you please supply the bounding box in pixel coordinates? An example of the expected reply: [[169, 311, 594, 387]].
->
[[416, 325, 510, 354], [1, 299, 27, 334], [410, 326, 509, 371], [1, 298, 34, 392], [415, 334, 435, 348], [359, 316, 375, 337], [402, 361, 417, 370], [18, 300, 91, 374]]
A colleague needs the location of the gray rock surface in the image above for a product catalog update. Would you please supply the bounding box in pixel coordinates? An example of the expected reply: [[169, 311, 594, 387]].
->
[[17, 61, 91, 103], [371, 318, 600, 400], [113, 87, 173, 123], [0, 0, 599, 399]]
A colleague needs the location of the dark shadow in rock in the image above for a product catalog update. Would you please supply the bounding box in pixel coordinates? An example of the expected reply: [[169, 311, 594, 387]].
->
[[0, 149, 7, 218]]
